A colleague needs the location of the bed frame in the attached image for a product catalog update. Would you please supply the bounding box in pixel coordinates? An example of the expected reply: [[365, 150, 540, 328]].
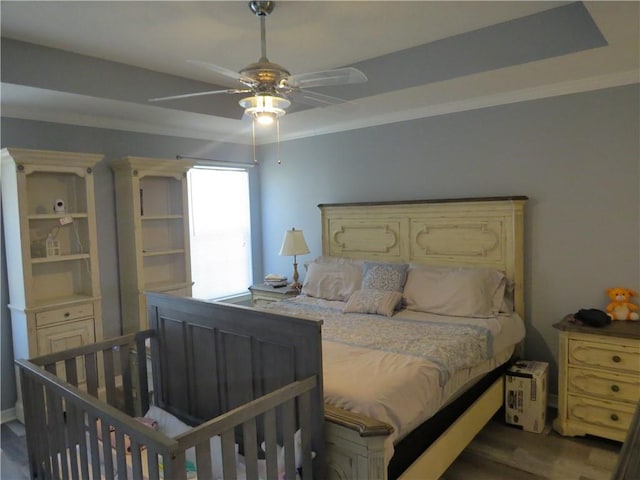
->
[[16, 295, 325, 479], [318, 196, 527, 480]]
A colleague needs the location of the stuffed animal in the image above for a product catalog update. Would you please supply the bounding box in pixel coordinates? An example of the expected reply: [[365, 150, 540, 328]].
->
[[606, 287, 639, 320]]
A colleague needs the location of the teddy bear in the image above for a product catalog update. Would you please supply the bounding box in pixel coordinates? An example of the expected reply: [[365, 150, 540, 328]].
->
[[606, 287, 639, 320]]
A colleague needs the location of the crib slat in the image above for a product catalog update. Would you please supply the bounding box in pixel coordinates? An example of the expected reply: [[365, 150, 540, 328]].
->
[[85, 352, 99, 398], [33, 381, 52, 478], [65, 357, 79, 387], [195, 439, 213, 479], [103, 347, 117, 406], [100, 418, 115, 479], [135, 333, 151, 415], [119, 342, 135, 415], [282, 398, 296, 480], [130, 440, 144, 480], [74, 408, 90, 480], [299, 390, 313, 480], [87, 413, 102, 480], [114, 428, 128, 480], [44, 388, 63, 479], [165, 450, 188, 480], [146, 448, 161, 480], [221, 429, 237, 479], [263, 409, 279, 480], [21, 372, 41, 477], [65, 403, 80, 480], [243, 417, 259, 480]]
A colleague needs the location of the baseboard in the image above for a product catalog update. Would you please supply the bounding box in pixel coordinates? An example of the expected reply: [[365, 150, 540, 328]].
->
[[1, 407, 17, 424]]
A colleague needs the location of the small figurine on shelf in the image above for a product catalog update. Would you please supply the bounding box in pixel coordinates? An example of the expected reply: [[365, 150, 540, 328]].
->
[[45, 233, 61, 257], [606, 287, 639, 320]]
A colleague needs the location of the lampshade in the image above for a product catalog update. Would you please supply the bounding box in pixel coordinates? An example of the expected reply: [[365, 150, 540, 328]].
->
[[279, 228, 310, 257], [239, 94, 291, 126]]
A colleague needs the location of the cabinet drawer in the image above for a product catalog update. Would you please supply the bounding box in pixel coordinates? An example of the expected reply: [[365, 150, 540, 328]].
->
[[568, 367, 640, 404], [36, 303, 94, 327], [567, 394, 634, 433], [569, 339, 640, 373]]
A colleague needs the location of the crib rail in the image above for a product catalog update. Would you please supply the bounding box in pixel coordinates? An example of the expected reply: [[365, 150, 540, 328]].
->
[[17, 332, 319, 480]]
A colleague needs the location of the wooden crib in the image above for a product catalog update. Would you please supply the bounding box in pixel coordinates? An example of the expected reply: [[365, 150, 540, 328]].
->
[[16, 293, 325, 479]]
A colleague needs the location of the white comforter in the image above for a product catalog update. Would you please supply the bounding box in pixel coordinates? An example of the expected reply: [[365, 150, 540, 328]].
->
[[263, 297, 525, 452]]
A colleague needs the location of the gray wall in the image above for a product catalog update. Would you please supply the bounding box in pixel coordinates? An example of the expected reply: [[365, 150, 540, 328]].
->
[[0, 120, 260, 412], [259, 84, 640, 393]]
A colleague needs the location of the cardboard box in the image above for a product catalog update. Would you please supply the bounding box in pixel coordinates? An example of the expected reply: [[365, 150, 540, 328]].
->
[[505, 360, 548, 433]]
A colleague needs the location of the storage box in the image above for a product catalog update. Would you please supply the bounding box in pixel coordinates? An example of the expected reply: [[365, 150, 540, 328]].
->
[[505, 360, 548, 433]]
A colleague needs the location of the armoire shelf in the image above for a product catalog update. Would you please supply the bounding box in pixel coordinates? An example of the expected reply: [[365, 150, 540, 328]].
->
[[111, 156, 194, 333], [1, 148, 104, 421]]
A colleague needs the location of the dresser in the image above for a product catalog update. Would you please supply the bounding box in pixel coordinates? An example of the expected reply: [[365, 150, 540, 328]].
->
[[553, 315, 640, 441]]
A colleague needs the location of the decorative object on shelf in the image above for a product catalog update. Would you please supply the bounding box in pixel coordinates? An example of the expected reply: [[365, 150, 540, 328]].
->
[[45, 233, 60, 257], [606, 287, 639, 320], [279, 227, 310, 290], [53, 198, 65, 213]]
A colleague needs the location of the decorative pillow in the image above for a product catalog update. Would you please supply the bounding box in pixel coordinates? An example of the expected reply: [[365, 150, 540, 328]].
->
[[301, 261, 362, 301], [403, 265, 507, 318], [343, 289, 403, 317], [361, 262, 408, 292]]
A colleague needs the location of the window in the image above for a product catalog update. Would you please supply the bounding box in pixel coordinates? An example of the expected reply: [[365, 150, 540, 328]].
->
[[187, 167, 252, 300]]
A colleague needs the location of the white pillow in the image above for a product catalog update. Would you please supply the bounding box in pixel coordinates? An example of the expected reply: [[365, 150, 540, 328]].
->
[[403, 265, 507, 318], [301, 262, 362, 301]]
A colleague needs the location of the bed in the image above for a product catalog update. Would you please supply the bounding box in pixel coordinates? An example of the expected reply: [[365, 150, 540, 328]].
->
[[16, 298, 325, 479], [265, 196, 528, 480]]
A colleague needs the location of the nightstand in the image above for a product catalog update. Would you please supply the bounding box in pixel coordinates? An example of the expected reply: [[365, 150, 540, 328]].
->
[[249, 283, 299, 307], [553, 314, 640, 441]]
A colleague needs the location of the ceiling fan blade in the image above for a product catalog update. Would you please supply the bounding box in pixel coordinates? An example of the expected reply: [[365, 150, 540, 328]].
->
[[288, 89, 352, 108], [149, 88, 251, 103], [286, 67, 367, 89], [187, 60, 256, 87]]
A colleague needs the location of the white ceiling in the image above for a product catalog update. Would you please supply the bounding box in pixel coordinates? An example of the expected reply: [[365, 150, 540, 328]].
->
[[1, 1, 639, 144]]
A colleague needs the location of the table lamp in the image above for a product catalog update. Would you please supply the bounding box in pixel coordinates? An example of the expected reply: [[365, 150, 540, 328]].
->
[[279, 227, 310, 290]]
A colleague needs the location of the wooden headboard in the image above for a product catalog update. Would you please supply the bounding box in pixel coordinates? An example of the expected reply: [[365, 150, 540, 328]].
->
[[319, 196, 527, 319]]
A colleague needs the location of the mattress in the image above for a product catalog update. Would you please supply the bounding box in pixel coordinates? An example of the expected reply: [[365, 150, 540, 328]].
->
[[263, 297, 525, 459]]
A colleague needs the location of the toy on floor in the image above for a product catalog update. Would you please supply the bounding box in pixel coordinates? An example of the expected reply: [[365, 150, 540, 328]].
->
[[606, 287, 639, 320]]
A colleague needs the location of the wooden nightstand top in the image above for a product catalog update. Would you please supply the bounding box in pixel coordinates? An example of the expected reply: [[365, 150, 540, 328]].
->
[[554, 314, 640, 340]]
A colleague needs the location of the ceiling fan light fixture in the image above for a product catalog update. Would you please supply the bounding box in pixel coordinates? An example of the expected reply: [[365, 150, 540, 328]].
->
[[240, 95, 291, 126]]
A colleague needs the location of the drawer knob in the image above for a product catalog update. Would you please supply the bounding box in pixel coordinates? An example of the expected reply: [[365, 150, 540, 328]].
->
[[610, 413, 619, 422], [612, 355, 621, 363], [64, 312, 70, 318], [611, 384, 620, 393]]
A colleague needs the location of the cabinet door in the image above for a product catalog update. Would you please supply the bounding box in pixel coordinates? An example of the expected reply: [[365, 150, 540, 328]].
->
[[36, 318, 95, 383]]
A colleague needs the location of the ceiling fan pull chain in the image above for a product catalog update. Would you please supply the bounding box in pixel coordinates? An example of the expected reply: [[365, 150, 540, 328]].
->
[[277, 119, 281, 164], [252, 120, 258, 164]]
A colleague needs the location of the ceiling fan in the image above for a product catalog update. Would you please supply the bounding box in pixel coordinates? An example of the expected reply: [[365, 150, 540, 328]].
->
[[149, 1, 368, 125]]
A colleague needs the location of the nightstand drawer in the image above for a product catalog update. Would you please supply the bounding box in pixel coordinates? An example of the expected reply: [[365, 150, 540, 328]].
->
[[568, 367, 640, 403], [567, 394, 634, 434], [36, 303, 94, 327], [569, 339, 640, 373]]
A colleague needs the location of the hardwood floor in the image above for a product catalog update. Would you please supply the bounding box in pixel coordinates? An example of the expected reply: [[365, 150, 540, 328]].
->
[[441, 416, 621, 480], [0, 411, 621, 479]]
